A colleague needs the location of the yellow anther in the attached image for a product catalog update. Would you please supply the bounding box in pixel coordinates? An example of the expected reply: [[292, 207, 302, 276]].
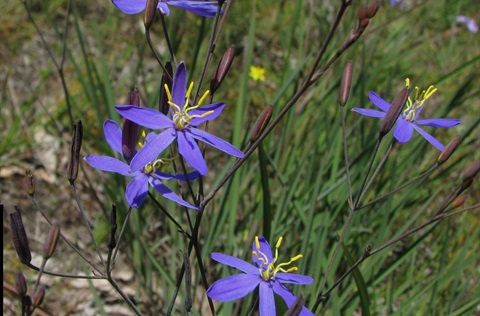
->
[[275, 236, 284, 249], [164, 84, 173, 101]]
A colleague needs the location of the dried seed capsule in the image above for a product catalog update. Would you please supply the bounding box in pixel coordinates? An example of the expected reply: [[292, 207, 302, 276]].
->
[[144, 0, 159, 29], [160, 62, 173, 115], [250, 105, 274, 143], [43, 224, 61, 260], [14, 270, 28, 297], [67, 120, 83, 184], [10, 208, 32, 265], [210, 45, 236, 94], [379, 86, 410, 137], [32, 285, 45, 307], [24, 170, 35, 197], [339, 60, 353, 107], [122, 86, 141, 162], [437, 135, 461, 164]]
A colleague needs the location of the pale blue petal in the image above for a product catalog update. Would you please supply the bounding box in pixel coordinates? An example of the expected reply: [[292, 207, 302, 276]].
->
[[149, 178, 198, 209], [112, 0, 147, 14], [84, 155, 131, 176], [411, 124, 445, 151], [414, 118, 461, 128], [115, 105, 173, 130], [259, 282, 275, 316], [172, 62, 187, 109], [207, 274, 261, 301], [252, 236, 273, 268], [210, 253, 259, 274], [188, 127, 244, 158], [272, 282, 314, 316], [189, 102, 226, 126], [177, 131, 208, 176], [103, 120, 123, 155], [368, 91, 391, 112], [125, 174, 149, 208], [130, 129, 176, 171], [393, 118, 414, 144], [276, 273, 313, 285], [352, 108, 387, 118], [168, 1, 219, 17]]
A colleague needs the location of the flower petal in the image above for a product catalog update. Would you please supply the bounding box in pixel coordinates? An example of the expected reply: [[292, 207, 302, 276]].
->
[[125, 174, 149, 208], [207, 274, 260, 301], [393, 117, 414, 144], [411, 124, 445, 151], [259, 281, 276, 316], [189, 102, 226, 126], [172, 62, 187, 109], [188, 127, 244, 158], [368, 91, 392, 112], [130, 129, 177, 172], [168, 1, 219, 17], [177, 131, 208, 176], [149, 178, 198, 209], [272, 282, 314, 316], [115, 105, 173, 130], [84, 155, 131, 176], [352, 108, 387, 118], [157, 2, 170, 15], [103, 120, 123, 155], [112, 0, 147, 14], [415, 118, 461, 128], [276, 273, 313, 285], [252, 236, 273, 268], [210, 253, 259, 274]]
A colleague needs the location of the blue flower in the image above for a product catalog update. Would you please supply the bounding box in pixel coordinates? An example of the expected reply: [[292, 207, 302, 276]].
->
[[352, 79, 461, 151], [112, 0, 220, 17], [115, 62, 244, 176], [84, 120, 198, 209], [207, 236, 314, 316]]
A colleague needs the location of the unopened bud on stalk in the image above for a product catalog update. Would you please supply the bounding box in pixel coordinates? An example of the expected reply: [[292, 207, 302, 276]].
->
[[451, 195, 467, 209], [107, 204, 117, 250], [43, 224, 61, 260], [460, 160, 480, 190], [32, 285, 45, 307], [122, 86, 141, 162], [339, 60, 353, 107], [24, 170, 35, 197], [357, 6, 369, 21], [210, 45, 236, 94], [367, 0, 380, 18], [14, 270, 28, 297], [250, 105, 274, 143], [160, 62, 173, 115], [10, 208, 32, 265], [379, 86, 410, 137], [144, 0, 159, 29], [437, 136, 461, 164], [67, 120, 83, 184]]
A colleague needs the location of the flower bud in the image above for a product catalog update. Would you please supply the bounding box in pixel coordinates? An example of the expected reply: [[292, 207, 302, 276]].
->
[[210, 45, 236, 94], [144, 0, 158, 30], [160, 62, 173, 115], [43, 224, 61, 260], [10, 208, 32, 265], [107, 204, 117, 250], [67, 120, 83, 184], [250, 105, 274, 143], [367, 0, 380, 18], [460, 160, 480, 190], [32, 285, 46, 307], [451, 195, 467, 209], [339, 60, 353, 107], [437, 136, 461, 164], [122, 86, 141, 162], [24, 170, 35, 197], [14, 270, 28, 297], [379, 86, 410, 137], [357, 6, 369, 21]]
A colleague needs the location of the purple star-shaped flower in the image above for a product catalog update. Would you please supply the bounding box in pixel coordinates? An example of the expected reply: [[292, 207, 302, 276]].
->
[[207, 236, 314, 316], [352, 79, 461, 151], [115, 62, 244, 176], [84, 120, 198, 209], [112, 0, 220, 17]]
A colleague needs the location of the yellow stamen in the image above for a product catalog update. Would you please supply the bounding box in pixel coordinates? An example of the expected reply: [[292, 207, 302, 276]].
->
[[402, 78, 438, 122]]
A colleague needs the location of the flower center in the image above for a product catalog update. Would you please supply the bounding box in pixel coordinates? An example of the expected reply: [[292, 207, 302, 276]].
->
[[164, 82, 214, 130], [252, 236, 303, 281], [137, 130, 175, 174], [402, 78, 437, 122]]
